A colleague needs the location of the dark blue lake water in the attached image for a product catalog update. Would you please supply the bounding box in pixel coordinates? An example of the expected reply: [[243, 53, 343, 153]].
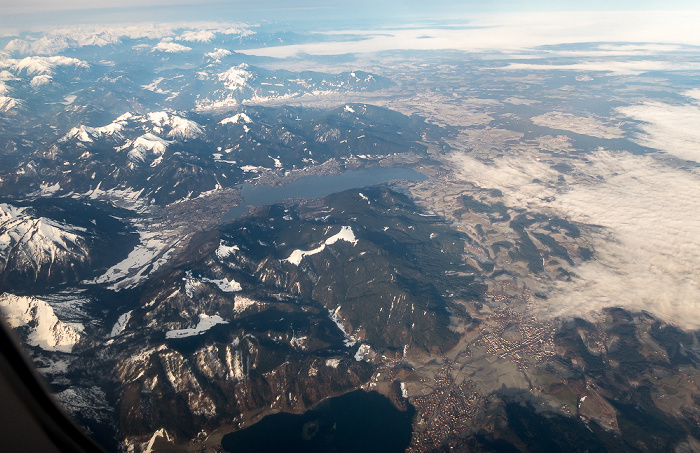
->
[[224, 167, 427, 220], [221, 390, 415, 453]]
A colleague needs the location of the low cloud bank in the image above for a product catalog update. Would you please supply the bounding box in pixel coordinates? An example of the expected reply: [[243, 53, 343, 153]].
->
[[617, 91, 700, 163], [451, 150, 700, 329]]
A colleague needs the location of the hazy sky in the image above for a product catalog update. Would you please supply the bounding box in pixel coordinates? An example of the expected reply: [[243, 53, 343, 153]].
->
[[2, 0, 699, 31], [4, 0, 700, 14]]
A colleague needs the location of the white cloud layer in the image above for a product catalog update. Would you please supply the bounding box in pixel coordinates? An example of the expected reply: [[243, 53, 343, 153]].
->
[[545, 152, 700, 329], [500, 60, 700, 75], [238, 11, 700, 57], [616, 91, 700, 163], [451, 150, 700, 329]]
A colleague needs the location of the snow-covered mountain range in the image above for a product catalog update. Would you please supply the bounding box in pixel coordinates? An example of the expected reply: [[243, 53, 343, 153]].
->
[[0, 103, 431, 205]]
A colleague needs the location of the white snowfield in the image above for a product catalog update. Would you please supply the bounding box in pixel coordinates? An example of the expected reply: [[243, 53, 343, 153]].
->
[[0, 293, 81, 352], [11, 56, 89, 76], [233, 295, 260, 314], [215, 241, 239, 260], [30, 74, 52, 87], [92, 230, 178, 290], [329, 306, 357, 347], [284, 226, 358, 265], [218, 64, 252, 91], [151, 41, 192, 53], [325, 358, 341, 368], [219, 113, 252, 125], [143, 428, 171, 453], [109, 310, 132, 337], [84, 185, 147, 211], [205, 48, 232, 60], [132, 133, 171, 155], [201, 276, 242, 293], [354, 343, 372, 362], [165, 314, 228, 339], [185, 269, 242, 295]]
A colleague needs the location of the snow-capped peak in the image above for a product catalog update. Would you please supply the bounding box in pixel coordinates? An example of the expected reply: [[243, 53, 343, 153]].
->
[[12, 56, 89, 75], [218, 64, 252, 91], [205, 48, 232, 61], [146, 111, 204, 140], [4, 39, 31, 54], [0, 203, 85, 254], [167, 116, 204, 140], [0, 204, 90, 285], [60, 114, 130, 143], [177, 30, 216, 43], [151, 41, 192, 53], [30, 74, 52, 88], [147, 111, 169, 127], [0, 293, 81, 352], [0, 71, 17, 82], [132, 133, 171, 156]]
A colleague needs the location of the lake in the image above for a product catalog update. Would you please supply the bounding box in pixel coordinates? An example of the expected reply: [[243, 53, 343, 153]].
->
[[223, 167, 428, 220], [221, 389, 415, 453]]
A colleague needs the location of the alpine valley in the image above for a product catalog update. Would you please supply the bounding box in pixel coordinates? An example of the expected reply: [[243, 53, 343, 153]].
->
[[2, 17, 700, 453]]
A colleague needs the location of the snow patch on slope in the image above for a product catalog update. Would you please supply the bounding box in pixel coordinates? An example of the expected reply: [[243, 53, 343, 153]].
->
[[152, 41, 192, 53], [92, 230, 177, 290], [56, 386, 113, 424], [110, 310, 132, 337], [185, 269, 242, 295], [143, 428, 172, 453], [329, 306, 357, 347], [325, 358, 341, 368], [354, 343, 372, 361], [220, 113, 252, 125], [233, 295, 260, 314], [0, 96, 20, 113], [165, 314, 228, 339], [202, 276, 242, 292], [83, 185, 148, 212], [215, 241, 239, 260], [284, 226, 358, 265]]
